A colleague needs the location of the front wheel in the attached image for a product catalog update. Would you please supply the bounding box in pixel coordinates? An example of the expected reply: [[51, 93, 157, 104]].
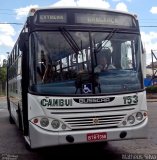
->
[[9, 115, 15, 124], [25, 142, 32, 151], [8, 99, 15, 124], [24, 138, 35, 152], [17, 107, 23, 131]]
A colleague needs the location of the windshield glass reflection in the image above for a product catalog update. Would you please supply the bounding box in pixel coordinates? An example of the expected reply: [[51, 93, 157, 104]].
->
[[29, 31, 143, 95]]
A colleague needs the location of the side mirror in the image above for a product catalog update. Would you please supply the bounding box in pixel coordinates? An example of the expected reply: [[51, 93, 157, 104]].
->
[[18, 32, 29, 52]]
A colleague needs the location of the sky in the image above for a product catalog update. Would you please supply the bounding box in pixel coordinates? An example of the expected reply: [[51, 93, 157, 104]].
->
[[0, 0, 157, 65]]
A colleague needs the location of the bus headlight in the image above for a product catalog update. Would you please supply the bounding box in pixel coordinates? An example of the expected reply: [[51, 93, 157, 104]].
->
[[120, 111, 147, 127], [51, 119, 60, 129], [30, 117, 71, 131], [127, 115, 135, 124], [136, 112, 143, 121], [40, 118, 49, 127]]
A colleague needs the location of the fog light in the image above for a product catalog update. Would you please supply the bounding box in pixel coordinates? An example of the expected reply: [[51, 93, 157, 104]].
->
[[40, 118, 49, 127], [51, 119, 60, 129], [127, 115, 135, 124], [61, 124, 66, 130], [136, 112, 143, 121], [122, 121, 127, 126]]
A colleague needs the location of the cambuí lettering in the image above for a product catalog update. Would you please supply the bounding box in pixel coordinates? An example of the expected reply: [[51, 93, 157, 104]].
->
[[41, 99, 72, 107]]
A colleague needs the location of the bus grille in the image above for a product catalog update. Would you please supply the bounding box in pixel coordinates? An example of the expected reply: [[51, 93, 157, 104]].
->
[[62, 114, 125, 130], [47, 105, 135, 130]]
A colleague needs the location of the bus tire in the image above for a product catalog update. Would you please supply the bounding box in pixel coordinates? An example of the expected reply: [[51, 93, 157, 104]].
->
[[25, 143, 31, 151], [9, 115, 15, 124], [18, 106, 23, 131], [8, 99, 15, 124], [25, 141, 34, 152]]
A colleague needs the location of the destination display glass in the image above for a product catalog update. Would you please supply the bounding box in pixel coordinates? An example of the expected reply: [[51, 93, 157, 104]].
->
[[34, 9, 137, 28]]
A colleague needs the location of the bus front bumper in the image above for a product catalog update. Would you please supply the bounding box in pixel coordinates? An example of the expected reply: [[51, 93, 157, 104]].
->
[[29, 118, 148, 149]]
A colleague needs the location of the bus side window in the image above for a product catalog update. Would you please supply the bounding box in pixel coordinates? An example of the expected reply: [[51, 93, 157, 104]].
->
[[37, 50, 47, 80]]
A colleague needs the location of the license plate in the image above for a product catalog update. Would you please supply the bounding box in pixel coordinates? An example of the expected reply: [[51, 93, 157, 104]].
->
[[87, 132, 107, 142]]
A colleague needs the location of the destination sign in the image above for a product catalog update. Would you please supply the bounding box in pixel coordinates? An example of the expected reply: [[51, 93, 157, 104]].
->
[[75, 13, 134, 27], [38, 12, 67, 23], [34, 10, 137, 28]]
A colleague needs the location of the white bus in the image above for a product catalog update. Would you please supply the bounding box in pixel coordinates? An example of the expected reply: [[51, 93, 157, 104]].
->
[[7, 7, 148, 149]]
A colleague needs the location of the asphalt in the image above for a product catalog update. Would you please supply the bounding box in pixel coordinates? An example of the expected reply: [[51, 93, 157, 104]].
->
[[146, 93, 157, 102]]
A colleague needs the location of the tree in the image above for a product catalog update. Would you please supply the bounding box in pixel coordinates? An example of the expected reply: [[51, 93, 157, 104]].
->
[[0, 66, 7, 95], [0, 66, 7, 83]]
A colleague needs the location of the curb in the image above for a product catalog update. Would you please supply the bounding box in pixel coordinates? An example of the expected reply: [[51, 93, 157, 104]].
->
[[147, 99, 157, 102], [0, 97, 6, 100]]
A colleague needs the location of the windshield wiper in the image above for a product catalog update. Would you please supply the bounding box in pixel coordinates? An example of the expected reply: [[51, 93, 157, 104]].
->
[[59, 27, 86, 69], [59, 27, 82, 54], [94, 28, 118, 53]]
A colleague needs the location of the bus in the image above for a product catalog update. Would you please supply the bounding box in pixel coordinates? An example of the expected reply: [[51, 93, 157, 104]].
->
[[7, 7, 148, 149]]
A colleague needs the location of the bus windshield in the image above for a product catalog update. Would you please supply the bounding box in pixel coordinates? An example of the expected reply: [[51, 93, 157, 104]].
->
[[29, 30, 143, 95]]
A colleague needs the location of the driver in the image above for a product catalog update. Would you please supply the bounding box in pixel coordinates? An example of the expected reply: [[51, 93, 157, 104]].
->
[[94, 50, 108, 73]]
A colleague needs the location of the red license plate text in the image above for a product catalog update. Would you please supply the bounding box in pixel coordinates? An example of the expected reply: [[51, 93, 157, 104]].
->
[[87, 132, 107, 141]]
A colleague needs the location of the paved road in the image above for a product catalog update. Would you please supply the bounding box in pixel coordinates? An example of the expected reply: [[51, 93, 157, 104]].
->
[[0, 97, 7, 110], [0, 97, 157, 160]]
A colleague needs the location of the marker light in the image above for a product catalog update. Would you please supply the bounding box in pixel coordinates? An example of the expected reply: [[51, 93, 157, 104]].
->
[[29, 8, 37, 16], [33, 118, 39, 124], [144, 112, 147, 117], [30, 8, 36, 13]]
